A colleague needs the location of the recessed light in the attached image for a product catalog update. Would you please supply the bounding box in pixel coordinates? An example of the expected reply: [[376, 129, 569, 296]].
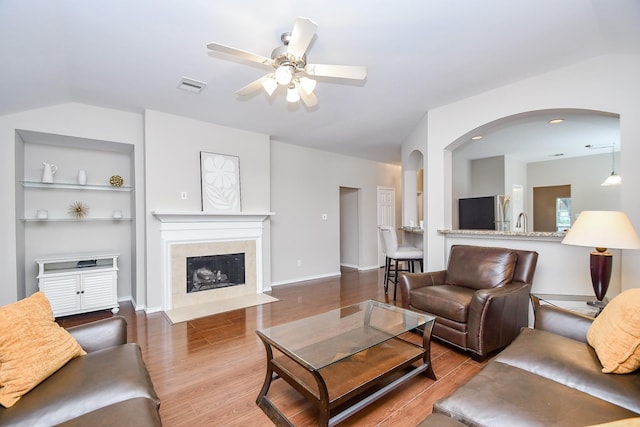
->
[[471, 135, 483, 140], [549, 153, 565, 157], [548, 119, 564, 124]]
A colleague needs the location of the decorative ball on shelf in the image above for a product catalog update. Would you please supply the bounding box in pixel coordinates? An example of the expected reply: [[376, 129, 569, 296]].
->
[[68, 201, 89, 218], [109, 175, 124, 187]]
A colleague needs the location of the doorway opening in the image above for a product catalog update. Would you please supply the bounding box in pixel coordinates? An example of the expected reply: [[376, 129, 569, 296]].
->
[[339, 187, 360, 269], [533, 185, 571, 232]]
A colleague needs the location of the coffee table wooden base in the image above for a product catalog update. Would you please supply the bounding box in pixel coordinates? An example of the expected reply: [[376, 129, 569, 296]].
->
[[256, 333, 435, 426]]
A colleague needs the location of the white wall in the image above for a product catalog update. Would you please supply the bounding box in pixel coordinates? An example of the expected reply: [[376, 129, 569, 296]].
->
[[415, 54, 640, 293], [143, 110, 271, 311], [0, 103, 144, 307], [469, 156, 504, 196], [270, 141, 401, 285], [1, 104, 400, 309], [528, 153, 621, 222]]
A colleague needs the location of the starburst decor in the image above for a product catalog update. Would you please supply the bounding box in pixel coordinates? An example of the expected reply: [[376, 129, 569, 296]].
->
[[68, 201, 89, 218]]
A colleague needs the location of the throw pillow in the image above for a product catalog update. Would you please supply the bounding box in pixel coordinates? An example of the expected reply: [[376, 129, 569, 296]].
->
[[0, 292, 86, 408], [587, 288, 640, 374]]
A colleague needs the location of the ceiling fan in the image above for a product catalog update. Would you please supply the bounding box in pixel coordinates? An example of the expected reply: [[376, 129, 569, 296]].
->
[[206, 17, 367, 107]]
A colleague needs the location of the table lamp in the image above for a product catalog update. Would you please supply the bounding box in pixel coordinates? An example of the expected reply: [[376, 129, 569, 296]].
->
[[562, 211, 640, 308]]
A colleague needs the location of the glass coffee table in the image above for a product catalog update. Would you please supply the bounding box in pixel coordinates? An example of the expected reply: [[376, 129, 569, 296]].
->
[[255, 300, 436, 426]]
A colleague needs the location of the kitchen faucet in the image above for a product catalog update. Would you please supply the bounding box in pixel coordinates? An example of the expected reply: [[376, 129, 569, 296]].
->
[[516, 212, 528, 232]]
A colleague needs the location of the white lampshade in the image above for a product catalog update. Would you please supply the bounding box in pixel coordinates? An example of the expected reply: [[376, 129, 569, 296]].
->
[[299, 77, 317, 95], [261, 75, 278, 96], [562, 211, 640, 250], [601, 172, 622, 186], [275, 65, 293, 86], [286, 85, 300, 103]]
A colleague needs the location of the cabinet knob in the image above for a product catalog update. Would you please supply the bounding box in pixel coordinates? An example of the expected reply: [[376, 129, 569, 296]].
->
[[76, 291, 80, 295]]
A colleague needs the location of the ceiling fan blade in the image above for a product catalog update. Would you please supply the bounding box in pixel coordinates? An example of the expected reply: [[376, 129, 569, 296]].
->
[[207, 42, 274, 67], [235, 75, 270, 96], [287, 17, 317, 58], [304, 64, 367, 80], [298, 85, 318, 107]]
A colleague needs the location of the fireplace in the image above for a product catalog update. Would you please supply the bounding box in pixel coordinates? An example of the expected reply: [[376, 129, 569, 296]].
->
[[187, 253, 245, 293], [154, 211, 273, 312]]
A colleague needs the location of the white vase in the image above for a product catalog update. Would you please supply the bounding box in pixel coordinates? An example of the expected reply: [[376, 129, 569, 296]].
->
[[77, 170, 87, 185]]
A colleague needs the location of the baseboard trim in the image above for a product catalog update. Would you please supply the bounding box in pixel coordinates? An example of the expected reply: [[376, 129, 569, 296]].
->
[[271, 271, 342, 287]]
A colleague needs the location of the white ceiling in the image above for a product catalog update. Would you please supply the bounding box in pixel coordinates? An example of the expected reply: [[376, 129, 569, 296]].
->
[[1, 0, 639, 164], [454, 110, 620, 164]]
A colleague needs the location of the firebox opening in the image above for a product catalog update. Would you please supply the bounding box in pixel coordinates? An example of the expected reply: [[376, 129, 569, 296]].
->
[[186, 253, 245, 293]]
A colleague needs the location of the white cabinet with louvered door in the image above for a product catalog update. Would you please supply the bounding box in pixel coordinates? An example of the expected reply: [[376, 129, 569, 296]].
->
[[35, 253, 120, 318]]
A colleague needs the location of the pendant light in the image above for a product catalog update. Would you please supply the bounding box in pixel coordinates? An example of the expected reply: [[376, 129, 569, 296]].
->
[[601, 145, 622, 186]]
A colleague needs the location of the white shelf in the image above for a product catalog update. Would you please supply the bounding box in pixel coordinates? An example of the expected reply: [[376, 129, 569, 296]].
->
[[152, 211, 275, 223], [22, 218, 133, 222], [21, 181, 132, 192]]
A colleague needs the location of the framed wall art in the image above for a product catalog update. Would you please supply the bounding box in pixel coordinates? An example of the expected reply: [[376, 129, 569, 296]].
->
[[200, 152, 241, 212]]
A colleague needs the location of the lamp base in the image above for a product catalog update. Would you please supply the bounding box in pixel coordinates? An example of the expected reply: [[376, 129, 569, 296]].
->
[[590, 250, 613, 302]]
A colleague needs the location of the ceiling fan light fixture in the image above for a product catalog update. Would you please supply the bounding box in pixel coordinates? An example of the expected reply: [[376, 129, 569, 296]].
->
[[275, 65, 293, 85], [286, 85, 300, 103], [299, 77, 317, 95], [262, 75, 278, 96], [206, 17, 367, 107]]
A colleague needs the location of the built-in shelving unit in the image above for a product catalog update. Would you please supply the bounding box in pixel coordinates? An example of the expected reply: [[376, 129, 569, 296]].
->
[[17, 130, 136, 304]]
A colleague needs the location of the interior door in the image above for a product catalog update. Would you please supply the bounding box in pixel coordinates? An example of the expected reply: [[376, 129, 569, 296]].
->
[[377, 187, 396, 266]]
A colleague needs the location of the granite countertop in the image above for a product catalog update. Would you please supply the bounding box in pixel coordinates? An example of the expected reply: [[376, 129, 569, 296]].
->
[[401, 226, 424, 233], [438, 229, 566, 240]]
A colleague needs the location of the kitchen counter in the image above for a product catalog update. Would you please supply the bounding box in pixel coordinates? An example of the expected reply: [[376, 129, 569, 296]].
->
[[401, 226, 424, 234], [438, 229, 565, 241]]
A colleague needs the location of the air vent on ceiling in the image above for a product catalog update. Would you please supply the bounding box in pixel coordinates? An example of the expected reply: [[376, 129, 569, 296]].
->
[[178, 77, 207, 93]]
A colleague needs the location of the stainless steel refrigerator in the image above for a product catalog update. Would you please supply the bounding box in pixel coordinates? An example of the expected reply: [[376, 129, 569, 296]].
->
[[458, 195, 510, 231]]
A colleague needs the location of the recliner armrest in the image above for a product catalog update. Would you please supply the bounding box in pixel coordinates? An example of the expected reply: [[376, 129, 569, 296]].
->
[[66, 316, 127, 352], [533, 304, 593, 343], [398, 270, 446, 307]]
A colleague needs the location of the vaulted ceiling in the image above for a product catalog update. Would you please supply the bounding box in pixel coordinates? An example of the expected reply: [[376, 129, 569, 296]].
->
[[1, 1, 639, 164]]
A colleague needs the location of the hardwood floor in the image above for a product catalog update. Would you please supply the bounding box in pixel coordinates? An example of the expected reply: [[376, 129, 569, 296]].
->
[[58, 268, 486, 426]]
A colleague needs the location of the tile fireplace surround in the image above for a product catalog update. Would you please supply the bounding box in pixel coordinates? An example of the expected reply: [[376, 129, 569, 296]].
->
[[153, 211, 274, 311]]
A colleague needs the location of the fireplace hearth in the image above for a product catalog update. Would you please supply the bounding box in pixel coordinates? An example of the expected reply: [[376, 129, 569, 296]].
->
[[187, 253, 245, 293]]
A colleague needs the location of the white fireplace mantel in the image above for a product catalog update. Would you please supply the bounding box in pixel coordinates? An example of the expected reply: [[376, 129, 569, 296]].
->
[[154, 210, 274, 311], [152, 211, 275, 223]]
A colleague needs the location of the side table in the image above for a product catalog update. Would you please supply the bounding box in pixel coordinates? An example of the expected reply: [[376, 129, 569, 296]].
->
[[530, 293, 604, 318]]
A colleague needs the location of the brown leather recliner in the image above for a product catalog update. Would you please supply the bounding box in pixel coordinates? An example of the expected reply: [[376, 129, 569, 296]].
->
[[399, 245, 538, 360]]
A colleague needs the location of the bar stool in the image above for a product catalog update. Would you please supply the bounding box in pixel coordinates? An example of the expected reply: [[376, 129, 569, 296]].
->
[[378, 226, 423, 300]]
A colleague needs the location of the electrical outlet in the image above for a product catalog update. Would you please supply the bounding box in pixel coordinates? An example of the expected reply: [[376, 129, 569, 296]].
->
[[181, 192, 187, 200], [321, 213, 328, 220]]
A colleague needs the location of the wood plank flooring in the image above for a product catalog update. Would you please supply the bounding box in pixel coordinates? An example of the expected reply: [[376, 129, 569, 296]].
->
[[58, 268, 486, 426]]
